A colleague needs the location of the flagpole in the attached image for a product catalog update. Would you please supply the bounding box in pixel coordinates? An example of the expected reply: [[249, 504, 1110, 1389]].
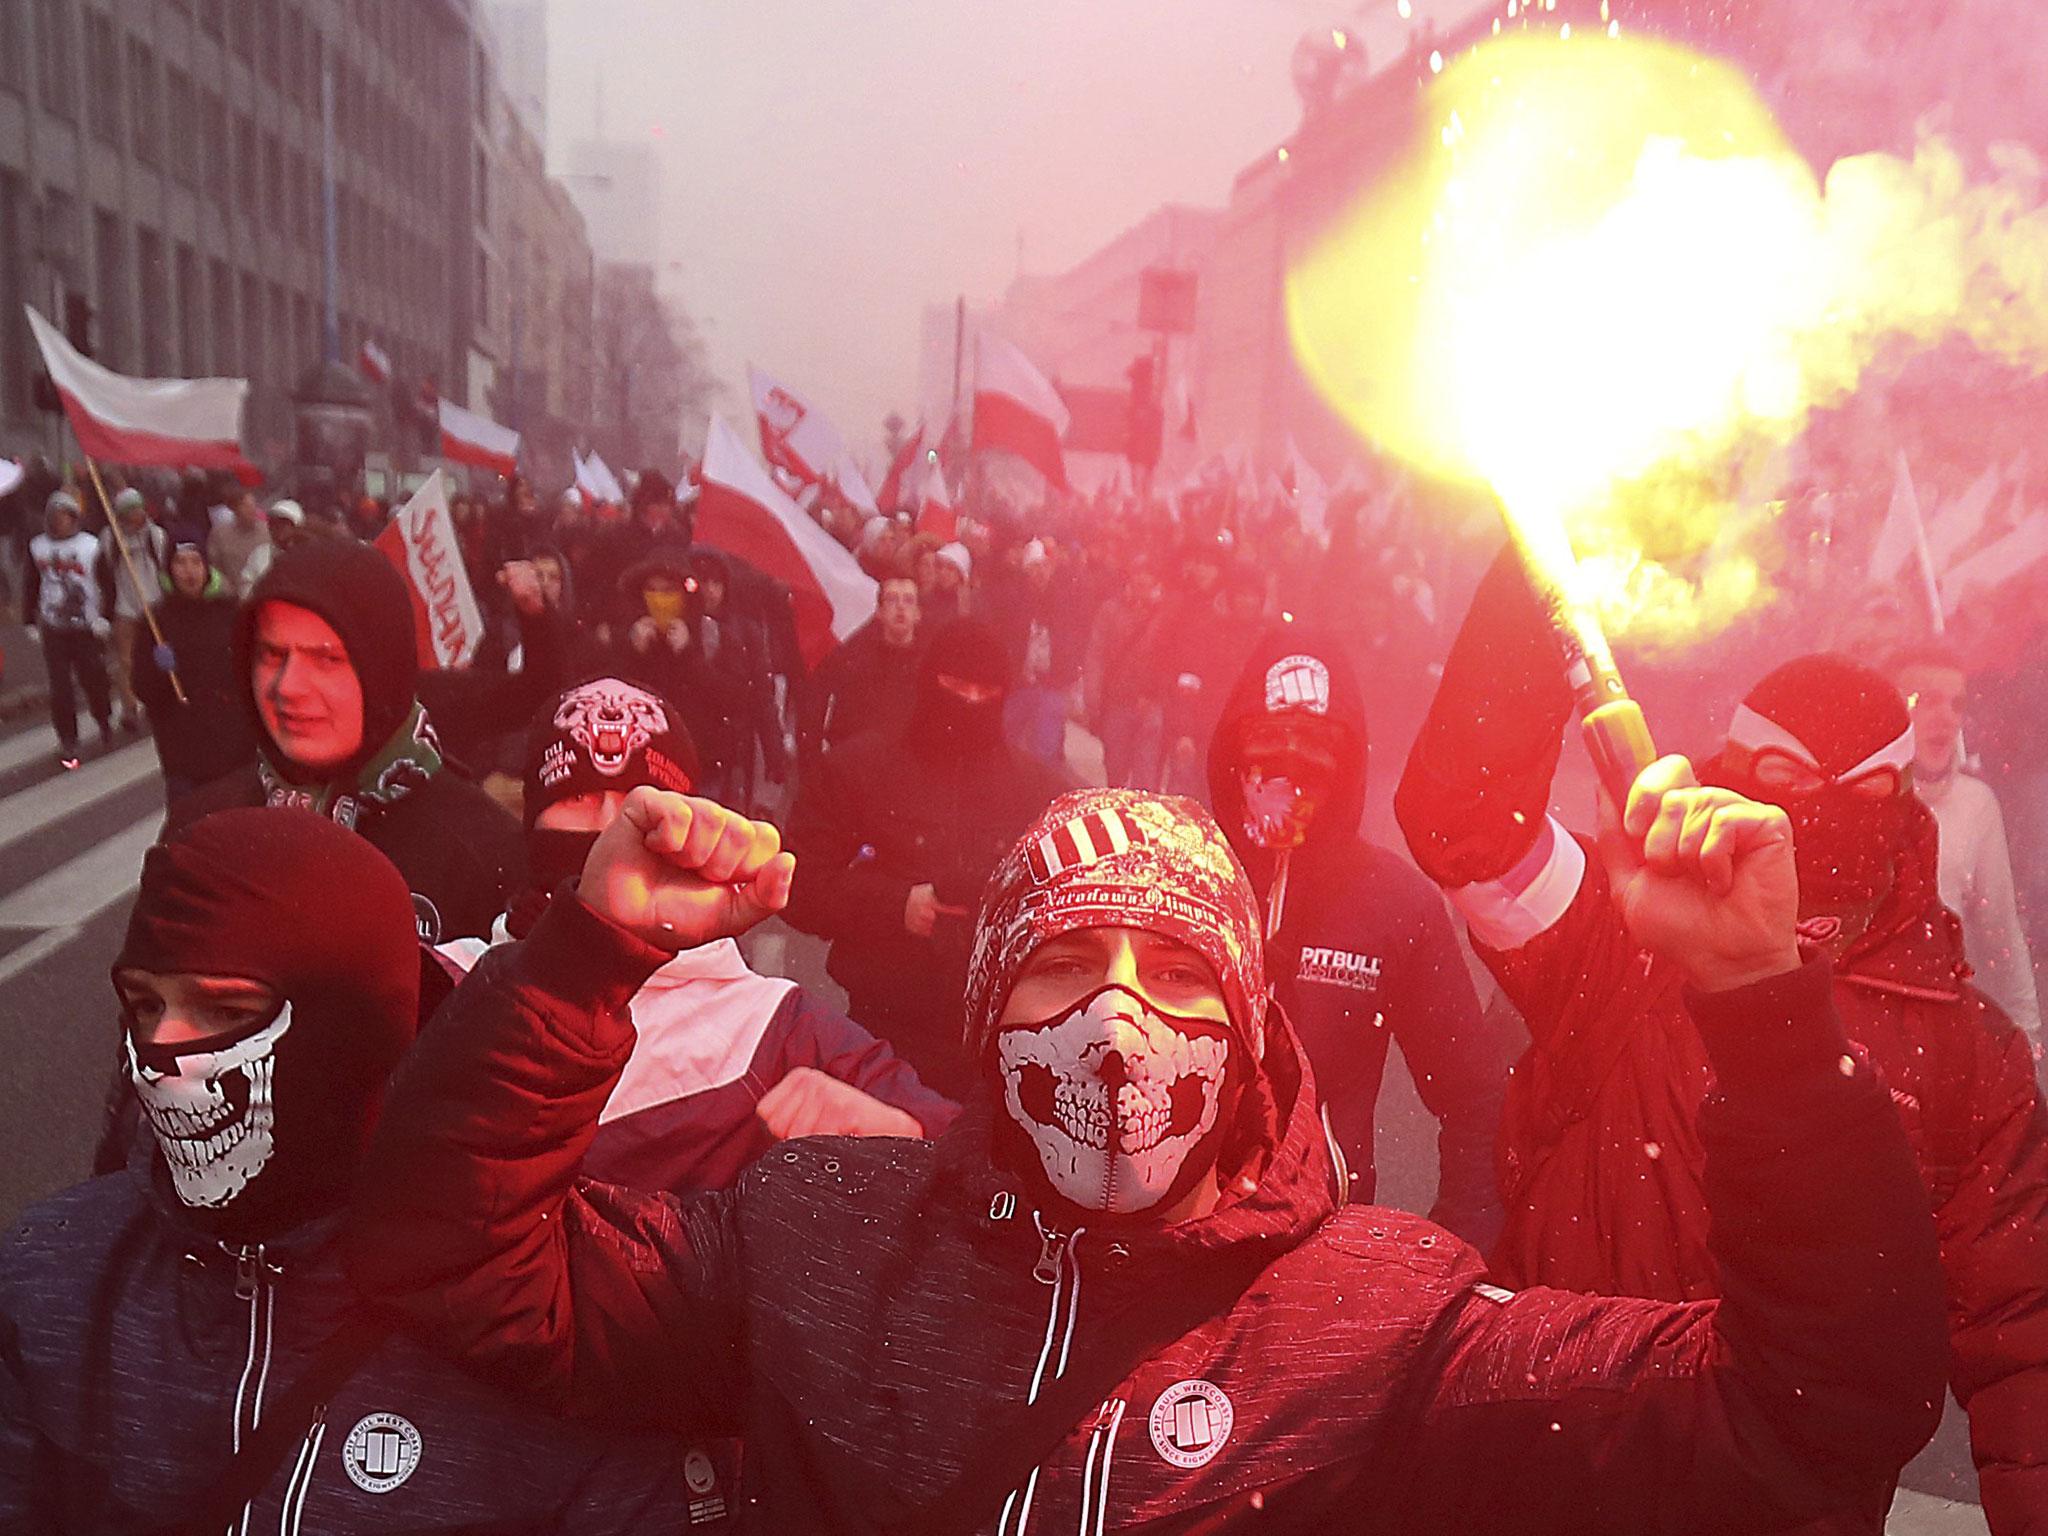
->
[[81, 456, 186, 705]]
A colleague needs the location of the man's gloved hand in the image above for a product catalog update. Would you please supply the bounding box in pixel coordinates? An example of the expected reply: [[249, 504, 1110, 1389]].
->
[[89, 617, 112, 640], [152, 643, 177, 674], [1609, 755, 1800, 993], [579, 787, 795, 951], [756, 1067, 923, 1140]]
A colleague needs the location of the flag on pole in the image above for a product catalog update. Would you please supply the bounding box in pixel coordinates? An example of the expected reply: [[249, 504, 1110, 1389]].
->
[[27, 304, 257, 482], [971, 332, 1069, 489], [748, 365, 879, 513], [1925, 461, 2008, 572], [358, 339, 392, 385], [695, 414, 876, 666], [374, 470, 485, 668], [877, 424, 925, 512], [1284, 437, 1330, 544], [574, 449, 626, 509], [917, 463, 957, 542], [437, 399, 520, 479], [1868, 451, 1943, 631]]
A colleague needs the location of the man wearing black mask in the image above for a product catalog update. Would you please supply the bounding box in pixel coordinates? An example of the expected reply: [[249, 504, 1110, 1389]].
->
[[0, 810, 699, 1531], [439, 675, 955, 1194], [783, 617, 1069, 1097]]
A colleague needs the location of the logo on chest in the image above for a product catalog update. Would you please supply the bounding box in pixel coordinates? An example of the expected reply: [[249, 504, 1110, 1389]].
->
[[342, 1412, 422, 1494], [1148, 1378, 1233, 1469], [1295, 946, 1382, 992]]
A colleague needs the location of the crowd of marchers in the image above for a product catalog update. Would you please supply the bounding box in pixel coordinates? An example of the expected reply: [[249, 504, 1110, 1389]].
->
[[0, 443, 2042, 1535]]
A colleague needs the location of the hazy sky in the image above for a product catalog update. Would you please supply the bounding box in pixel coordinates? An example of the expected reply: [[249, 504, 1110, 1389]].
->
[[544, 0, 1479, 458]]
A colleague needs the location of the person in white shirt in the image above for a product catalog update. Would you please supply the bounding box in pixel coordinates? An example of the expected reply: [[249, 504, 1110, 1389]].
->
[[95, 487, 167, 735], [26, 490, 113, 767], [1894, 645, 2044, 1047]]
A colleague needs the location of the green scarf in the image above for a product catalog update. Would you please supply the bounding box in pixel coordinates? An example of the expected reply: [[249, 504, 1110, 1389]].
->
[[258, 700, 444, 830]]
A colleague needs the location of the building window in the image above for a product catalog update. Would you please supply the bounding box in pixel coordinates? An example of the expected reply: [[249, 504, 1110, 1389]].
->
[[198, 0, 223, 39], [176, 244, 201, 375], [136, 228, 169, 376], [474, 144, 489, 227], [37, 0, 77, 122], [235, 115, 257, 213], [93, 209, 127, 370], [201, 92, 228, 202], [0, 173, 25, 411], [84, 11, 119, 145], [256, 0, 281, 81], [263, 134, 284, 228], [268, 280, 288, 376], [281, 5, 301, 102], [209, 258, 236, 374], [240, 270, 264, 378], [0, 5, 24, 97], [166, 69, 196, 186], [128, 40, 159, 167], [475, 248, 489, 329], [226, 0, 253, 61]]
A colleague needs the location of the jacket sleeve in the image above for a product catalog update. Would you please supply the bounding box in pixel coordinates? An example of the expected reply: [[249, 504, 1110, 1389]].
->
[[1936, 1011, 2048, 1533], [779, 749, 918, 945], [780, 988, 961, 1136], [1395, 959, 1949, 1533], [1385, 874, 1507, 1250], [346, 894, 751, 1434]]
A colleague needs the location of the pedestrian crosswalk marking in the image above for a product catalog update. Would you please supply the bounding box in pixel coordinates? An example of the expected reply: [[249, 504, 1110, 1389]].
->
[[0, 810, 159, 927], [0, 741, 155, 855]]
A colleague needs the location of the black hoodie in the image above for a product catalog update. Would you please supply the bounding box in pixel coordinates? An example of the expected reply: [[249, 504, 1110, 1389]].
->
[[169, 540, 524, 945], [1207, 625, 1506, 1244]]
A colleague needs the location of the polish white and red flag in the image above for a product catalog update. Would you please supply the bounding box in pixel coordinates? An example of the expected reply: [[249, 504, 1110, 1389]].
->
[[574, 449, 626, 509], [971, 331, 1068, 489], [876, 423, 925, 512], [437, 398, 521, 480], [373, 470, 485, 669], [358, 338, 392, 385], [695, 414, 875, 667], [748, 365, 879, 513], [916, 461, 957, 542], [27, 304, 258, 482]]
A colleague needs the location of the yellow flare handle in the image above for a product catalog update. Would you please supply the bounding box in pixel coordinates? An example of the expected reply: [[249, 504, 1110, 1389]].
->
[[1583, 698, 1657, 812]]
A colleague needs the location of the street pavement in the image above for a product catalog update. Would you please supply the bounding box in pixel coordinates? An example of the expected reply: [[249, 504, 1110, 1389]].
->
[[0, 673, 1990, 1531]]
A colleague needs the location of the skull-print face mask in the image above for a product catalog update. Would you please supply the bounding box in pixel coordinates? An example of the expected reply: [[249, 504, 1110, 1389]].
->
[[127, 1004, 293, 1211], [995, 985, 1238, 1216]]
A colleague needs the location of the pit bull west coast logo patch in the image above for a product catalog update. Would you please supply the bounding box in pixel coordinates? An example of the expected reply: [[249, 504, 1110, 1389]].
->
[[342, 1412, 422, 1494], [1149, 1378, 1233, 1469], [1263, 654, 1331, 716], [1026, 807, 1148, 885]]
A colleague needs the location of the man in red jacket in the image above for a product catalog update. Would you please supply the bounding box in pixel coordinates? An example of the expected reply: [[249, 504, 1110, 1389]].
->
[[1395, 548, 2048, 1533], [350, 776, 1949, 1533]]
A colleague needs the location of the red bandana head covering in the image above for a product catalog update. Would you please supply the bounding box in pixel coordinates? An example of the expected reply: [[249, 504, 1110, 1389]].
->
[[964, 788, 1267, 1062]]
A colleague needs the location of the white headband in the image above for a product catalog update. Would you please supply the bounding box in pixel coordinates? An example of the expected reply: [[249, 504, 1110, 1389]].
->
[[1727, 703, 1916, 781]]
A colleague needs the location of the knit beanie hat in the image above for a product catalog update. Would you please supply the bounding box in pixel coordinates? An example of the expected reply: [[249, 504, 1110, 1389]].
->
[[964, 788, 1267, 1061], [522, 675, 699, 829]]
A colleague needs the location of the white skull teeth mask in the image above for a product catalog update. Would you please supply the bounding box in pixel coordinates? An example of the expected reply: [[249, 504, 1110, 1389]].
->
[[127, 1004, 292, 1210], [996, 987, 1231, 1214]]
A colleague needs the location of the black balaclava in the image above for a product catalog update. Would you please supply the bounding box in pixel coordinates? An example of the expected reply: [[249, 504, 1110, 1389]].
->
[[518, 676, 700, 921], [235, 540, 420, 784], [905, 617, 1011, 760], [1707, 653, 1916, 931], [114, 809, 419, 1240]]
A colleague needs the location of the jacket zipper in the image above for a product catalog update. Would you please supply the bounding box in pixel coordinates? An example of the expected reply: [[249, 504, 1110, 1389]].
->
[[1000, 1216, 1088, 1536], [225, 1242, 278, 1536]]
